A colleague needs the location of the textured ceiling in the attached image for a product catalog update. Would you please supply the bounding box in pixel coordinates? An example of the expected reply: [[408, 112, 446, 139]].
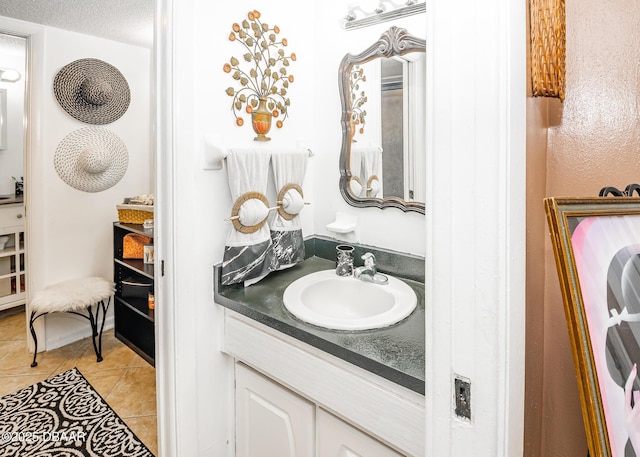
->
[[0, 0, 154, 48]]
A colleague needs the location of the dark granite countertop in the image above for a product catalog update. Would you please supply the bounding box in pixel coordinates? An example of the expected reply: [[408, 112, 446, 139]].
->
[[214, 241, 425, 395], [0, 194, 23, 206]]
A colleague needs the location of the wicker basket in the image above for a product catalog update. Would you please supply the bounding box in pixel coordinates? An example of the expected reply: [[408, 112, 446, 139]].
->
[[529, 0, 566, 100], [123, 233, 152, 259], [117, 204, 154, 224]]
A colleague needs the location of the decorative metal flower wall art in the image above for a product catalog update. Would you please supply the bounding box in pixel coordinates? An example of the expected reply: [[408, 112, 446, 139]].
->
[[224, 10, 297, 141]]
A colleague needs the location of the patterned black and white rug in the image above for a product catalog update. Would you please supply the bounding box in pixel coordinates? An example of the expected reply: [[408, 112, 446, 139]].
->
[[0, 368, 154, 456]]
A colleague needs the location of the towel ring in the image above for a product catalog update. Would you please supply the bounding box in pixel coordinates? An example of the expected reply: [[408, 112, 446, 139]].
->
[[366, 175, 380, 197], [348, 176, 362, 196], [230, 191, 270, 234], [277, 183, 304, 221]]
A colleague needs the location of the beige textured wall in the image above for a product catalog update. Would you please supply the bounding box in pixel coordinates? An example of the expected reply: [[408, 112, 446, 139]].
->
[[527, 0, 640, 455], [548, 0, 640, 196], [524, 94, 548, 457]]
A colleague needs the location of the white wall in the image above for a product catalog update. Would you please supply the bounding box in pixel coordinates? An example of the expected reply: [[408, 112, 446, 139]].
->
[[22, 24, 152, 349], [0, 36, 26, 196], [425, 0, 526, 455], [167, 2, 319, 455]]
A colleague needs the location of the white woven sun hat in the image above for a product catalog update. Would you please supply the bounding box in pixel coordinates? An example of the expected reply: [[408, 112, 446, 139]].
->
[[54, 127, 129, 193], [53, 58, 131, 125]]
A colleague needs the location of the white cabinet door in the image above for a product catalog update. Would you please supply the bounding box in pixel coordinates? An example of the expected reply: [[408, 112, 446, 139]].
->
[[236, 363, 315, 457], [317, 408, 404, 457], [0, 205, 25, 311]]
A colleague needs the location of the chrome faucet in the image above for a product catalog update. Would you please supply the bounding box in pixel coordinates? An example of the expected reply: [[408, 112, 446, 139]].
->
[[354, 253, 388, 285]]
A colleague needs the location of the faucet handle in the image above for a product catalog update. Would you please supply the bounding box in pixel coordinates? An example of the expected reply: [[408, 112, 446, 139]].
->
[[361, 252, 376, 268]]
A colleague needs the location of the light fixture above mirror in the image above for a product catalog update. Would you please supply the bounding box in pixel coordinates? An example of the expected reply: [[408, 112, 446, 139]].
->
[[344, 0, 426, 30]]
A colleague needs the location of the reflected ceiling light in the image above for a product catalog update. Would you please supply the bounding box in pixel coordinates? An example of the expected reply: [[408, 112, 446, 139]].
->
[[0, 68, 21, 82], [344, 0, 426, 30], [344, 5, 362, 22], [359, 0, 380, 14], [345, 10, 358, 22]]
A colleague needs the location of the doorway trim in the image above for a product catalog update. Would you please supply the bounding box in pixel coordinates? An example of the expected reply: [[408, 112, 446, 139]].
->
[[154, 0, 178, 455]]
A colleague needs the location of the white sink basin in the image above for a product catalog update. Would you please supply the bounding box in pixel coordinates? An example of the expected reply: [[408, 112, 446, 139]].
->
[[283, 269, 417, 330]]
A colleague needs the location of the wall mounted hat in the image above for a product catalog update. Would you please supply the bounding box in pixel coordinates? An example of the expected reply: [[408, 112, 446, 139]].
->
[[54, 127, 128, 193], [53, 58, 131, 124]]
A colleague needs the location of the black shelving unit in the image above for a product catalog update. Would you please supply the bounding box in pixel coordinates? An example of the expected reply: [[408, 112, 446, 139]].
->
[[113, 222, 155, 366]]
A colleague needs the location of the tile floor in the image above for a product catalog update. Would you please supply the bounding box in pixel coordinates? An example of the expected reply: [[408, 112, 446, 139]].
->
[[0, 306, 158, 456]]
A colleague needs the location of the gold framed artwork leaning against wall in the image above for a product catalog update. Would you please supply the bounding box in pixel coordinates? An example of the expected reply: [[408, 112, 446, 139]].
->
[[545, 196, 640, 457]]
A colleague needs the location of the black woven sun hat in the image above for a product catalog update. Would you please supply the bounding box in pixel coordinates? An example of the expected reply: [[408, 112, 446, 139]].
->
[[53, 58, 130, 125]]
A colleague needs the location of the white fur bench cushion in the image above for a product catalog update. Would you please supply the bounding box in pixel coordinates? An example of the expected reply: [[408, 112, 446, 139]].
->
[[30, 277, 115, 314]]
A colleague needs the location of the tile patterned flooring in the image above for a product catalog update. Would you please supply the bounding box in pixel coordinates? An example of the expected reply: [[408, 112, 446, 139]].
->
[[0, 307, 158, 456]]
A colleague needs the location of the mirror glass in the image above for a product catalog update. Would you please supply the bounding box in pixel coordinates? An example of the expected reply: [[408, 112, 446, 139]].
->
[[339, 27, 425, 214], [0, 33, 26, 193], [0, 89, 7, 150]]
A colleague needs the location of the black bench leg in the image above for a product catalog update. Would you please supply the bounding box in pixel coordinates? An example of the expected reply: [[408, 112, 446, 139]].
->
[[29, 311, 46, 368], [87, 308, 102, 363], [87, 298, 110, 363], [96, 298, 110, 360]]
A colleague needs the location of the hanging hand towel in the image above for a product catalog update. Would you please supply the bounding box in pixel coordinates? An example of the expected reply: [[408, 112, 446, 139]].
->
[[349, 145, 365, 197], [360, 144, 383, 198], [221, 149, 277, 285], [269, 149, 309, 269]]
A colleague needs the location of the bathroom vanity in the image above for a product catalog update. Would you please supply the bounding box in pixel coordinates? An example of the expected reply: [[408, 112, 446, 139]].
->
[[0, 195, 25, 311], [215, 236, 425, 456]]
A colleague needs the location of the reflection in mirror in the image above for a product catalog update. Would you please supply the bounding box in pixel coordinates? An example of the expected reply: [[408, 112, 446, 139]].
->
[[0, 89, 6, 150], [339, 26, 425, 214], [0, 33, 26, 193]]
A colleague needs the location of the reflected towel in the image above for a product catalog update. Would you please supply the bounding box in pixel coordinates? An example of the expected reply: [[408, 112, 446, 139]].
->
[[360, 144, 383, 197]]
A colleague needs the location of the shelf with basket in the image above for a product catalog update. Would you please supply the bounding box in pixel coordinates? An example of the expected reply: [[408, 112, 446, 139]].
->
[[113, 221, 155, 366]]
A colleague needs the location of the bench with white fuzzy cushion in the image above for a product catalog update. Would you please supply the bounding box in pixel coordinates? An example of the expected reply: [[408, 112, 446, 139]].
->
[[29, 277, 114, 367]]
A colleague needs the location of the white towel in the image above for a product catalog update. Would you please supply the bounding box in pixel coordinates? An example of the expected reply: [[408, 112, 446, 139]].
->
[[269, 149, 308, 231], [225, 148, 272, 246], [349, 145, 365, 197], [221, 148, 276, 286], [360, 144, 383, 197], [269, 149, 308, 269], [351, 144, 383, 197]]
